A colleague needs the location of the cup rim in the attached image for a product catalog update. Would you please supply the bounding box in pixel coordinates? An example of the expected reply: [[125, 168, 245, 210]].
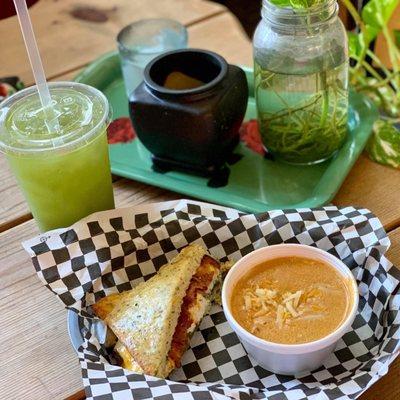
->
[[116, 18, 188, 56], [143, 48, 228, 96], [221, 244, 359, 354], [0, 81, 111, 155]]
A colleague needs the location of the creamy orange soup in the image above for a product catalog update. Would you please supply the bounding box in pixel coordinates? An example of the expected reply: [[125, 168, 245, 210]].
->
[[231, 256, 353, 344]]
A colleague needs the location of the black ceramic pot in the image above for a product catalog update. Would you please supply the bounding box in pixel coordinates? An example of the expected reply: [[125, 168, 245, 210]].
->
[[129, 49, 248, 176]]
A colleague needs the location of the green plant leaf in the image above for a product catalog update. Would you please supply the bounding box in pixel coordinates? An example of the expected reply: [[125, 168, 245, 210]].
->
[[395, 29, 400, 48], [347, 32, 361, 59], [269, 0, 292, 7], [347, 24, 381, 61], [347, 26, 379, 60], [363, 24, 380, 45], [361, 0, 399, 30], [269, 0, 325, 8], [366, 119, 400, 168]]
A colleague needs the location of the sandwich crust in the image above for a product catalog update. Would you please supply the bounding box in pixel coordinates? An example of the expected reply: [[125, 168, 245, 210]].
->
[[92, 292, 129, 321]]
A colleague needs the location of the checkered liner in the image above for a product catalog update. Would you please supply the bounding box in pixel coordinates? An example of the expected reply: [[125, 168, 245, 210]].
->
[[23, 200, 400, 400]]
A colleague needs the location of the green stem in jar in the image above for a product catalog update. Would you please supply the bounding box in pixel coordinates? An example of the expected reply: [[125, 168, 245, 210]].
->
[[319, 70, 329, 127], [256, 61, 348, 163], [254, 0, 350, 164], [262, 93, 323, 122]]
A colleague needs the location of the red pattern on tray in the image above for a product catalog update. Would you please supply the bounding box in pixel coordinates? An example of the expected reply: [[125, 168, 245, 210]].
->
[[107, 117, 265, 157], [107, 117, 136, 144]]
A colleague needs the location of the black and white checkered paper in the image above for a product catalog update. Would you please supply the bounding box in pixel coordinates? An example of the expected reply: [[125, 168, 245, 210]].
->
[[23, 200, 400, 400]]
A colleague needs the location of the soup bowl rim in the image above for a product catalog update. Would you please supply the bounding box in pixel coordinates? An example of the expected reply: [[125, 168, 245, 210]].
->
[[221, 243, 359, 355]]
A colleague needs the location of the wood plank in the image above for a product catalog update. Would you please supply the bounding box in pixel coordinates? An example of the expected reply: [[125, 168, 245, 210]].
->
[[1, 191, 399, 400], [387, 226, 400, 263], [0, 221, 82, 400], [112, 178, 180, 206], [0, 0, 225, 85], [65, 389, 85, 400], [0, 156, 31, 231], [188, 11, 252, 66], [333, 154, 400, 232], [52, 11, 251, 79], [361, 357, 400, 400]]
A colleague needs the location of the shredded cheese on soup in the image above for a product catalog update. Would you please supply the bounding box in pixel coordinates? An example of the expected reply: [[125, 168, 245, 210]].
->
[[231, 257, 352, 344]]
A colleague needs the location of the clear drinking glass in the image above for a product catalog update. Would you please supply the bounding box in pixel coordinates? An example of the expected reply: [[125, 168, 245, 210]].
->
[[117, 19, 188, 97]]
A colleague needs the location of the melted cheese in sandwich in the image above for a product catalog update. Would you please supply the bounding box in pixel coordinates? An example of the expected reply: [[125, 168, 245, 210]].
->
[[114, 340, 143, 373]]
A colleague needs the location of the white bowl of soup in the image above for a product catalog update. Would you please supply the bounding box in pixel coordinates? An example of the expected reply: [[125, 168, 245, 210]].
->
[[222, 244, 358, 376]]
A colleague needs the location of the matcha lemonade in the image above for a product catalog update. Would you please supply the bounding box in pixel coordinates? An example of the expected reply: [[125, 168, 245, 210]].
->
[[0, 82, 115, 231]]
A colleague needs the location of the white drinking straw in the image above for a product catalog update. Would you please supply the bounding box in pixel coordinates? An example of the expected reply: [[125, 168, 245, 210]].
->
[[13, 0, 59, 132]]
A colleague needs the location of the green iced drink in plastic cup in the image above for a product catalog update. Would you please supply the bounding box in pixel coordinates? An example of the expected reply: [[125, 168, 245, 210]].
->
[[0, 82, 115, 231]]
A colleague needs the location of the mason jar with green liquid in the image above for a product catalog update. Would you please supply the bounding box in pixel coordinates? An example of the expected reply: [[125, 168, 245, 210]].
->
[[253, 0, 349, 164], [0, 82, 115, 231]]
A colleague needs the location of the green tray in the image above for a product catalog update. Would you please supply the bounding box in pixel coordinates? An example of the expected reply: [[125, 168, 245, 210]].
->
[[75, 51, 378, 212]]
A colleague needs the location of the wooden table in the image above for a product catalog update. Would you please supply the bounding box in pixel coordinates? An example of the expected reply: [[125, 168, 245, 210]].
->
[[0, 1, 399, 399]]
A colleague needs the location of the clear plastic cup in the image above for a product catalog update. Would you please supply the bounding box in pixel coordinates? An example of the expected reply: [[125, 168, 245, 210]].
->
[[117, 18, 188, 97], [0, 81, 115, 232]]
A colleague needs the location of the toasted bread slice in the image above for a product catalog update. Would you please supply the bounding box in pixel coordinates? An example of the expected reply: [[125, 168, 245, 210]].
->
[[105, 244, 206, 377], [92, 292, 130, 320]]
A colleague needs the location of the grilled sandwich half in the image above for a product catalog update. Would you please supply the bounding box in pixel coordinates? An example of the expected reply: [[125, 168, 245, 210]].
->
[[92, 244, 221, 378]]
